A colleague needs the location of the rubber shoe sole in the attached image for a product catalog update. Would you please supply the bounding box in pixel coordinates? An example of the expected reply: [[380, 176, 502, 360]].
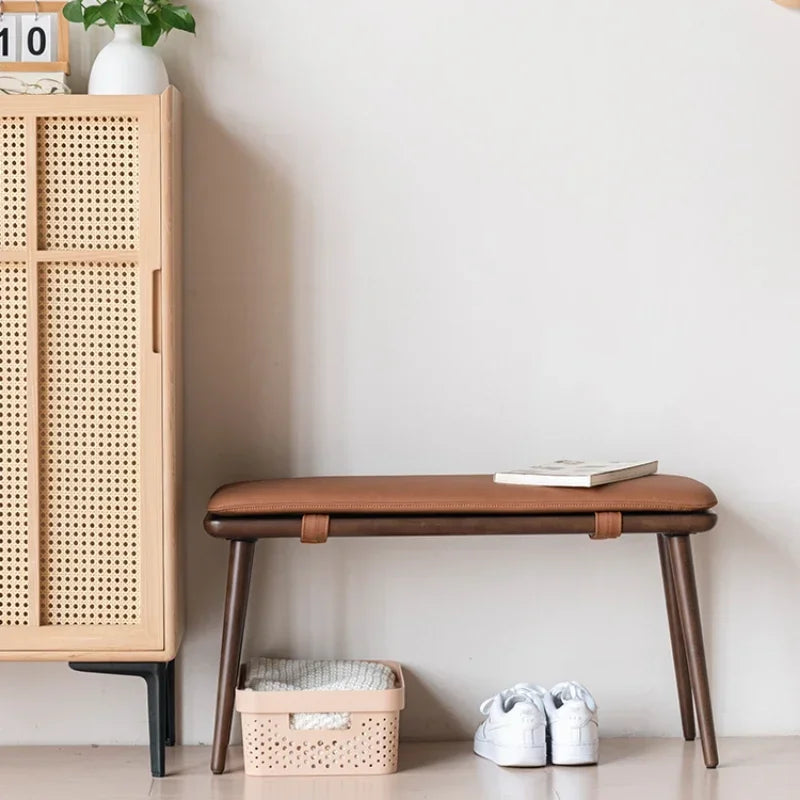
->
[[473, 736, 547, 767], [550, 741, 599, 766]]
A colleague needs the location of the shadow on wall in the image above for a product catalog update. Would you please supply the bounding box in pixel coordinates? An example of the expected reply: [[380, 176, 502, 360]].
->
[[400, 666, 463, 748], [171, 72, 300, 738], [701, 506, 800, 719], [182, 97, 296, 482]]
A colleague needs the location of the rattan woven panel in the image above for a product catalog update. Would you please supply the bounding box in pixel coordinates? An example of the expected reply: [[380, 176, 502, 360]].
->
[[38, 262, 141, 626], [0, 119, 27, 251], [0, 264, 29, 626], [37, 117, 140, 251]]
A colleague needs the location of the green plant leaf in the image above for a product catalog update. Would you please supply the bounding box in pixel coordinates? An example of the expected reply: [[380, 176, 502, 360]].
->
[[141, 15, 162, 46], [121, 3, 150, 25], [98, 1, 121, 28], [83, 4, 105, 29], [62, 0, 85, 23], [159, 5, 195, 33]]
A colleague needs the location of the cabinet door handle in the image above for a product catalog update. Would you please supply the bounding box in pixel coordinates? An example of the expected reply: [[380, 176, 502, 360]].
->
[[152, 269, 162, 354]]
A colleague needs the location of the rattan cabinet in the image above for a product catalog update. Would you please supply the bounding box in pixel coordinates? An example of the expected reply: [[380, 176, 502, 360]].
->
[[0, 89, 182, 775]]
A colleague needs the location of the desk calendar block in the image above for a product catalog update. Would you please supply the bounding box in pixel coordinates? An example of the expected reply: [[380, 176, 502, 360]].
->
[[0, 3, 70, 74]]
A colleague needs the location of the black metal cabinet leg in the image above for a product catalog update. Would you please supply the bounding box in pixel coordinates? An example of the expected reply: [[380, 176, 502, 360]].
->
[[145, 664, 168, 776], [69, 661, 172, 777], [166, 659, 176, 747]]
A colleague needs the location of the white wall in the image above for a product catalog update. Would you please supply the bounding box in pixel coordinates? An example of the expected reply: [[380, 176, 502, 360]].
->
[[2, 0, 800, 745]]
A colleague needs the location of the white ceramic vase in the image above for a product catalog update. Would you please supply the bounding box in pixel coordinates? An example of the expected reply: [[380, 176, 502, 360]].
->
[[89, 24, 168, 95]]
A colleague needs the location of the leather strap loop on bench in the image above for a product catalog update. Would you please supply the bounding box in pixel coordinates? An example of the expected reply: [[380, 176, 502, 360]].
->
[[301, 514, 330, 544], [591, 511, 622, 540]]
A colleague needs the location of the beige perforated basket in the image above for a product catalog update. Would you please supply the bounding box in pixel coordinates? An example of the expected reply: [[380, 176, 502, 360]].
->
[[236, 660, 404, 776]]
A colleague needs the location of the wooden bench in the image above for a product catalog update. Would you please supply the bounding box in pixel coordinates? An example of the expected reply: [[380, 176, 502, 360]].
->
[[204, 474, 719, 773]]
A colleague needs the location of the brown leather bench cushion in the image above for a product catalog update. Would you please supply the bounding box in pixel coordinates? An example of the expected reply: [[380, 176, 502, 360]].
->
[[207, 474, 717, 517]]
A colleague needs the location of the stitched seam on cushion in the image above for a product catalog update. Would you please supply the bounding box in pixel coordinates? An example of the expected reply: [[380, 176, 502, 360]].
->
[[208, 500, 715, 514]]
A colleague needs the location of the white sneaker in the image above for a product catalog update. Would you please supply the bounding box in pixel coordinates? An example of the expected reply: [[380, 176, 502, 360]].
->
[[473, 683, 548, 767], [544, 681, 599, 766]]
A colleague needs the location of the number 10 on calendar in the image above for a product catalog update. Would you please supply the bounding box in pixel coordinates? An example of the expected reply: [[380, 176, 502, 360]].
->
[[0, 2, 70, 71]]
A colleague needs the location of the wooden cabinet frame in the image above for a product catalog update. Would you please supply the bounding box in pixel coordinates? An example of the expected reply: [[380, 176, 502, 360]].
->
[[0, 89, 182, 661]]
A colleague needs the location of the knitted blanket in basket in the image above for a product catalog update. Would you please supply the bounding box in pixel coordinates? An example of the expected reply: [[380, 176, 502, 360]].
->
[[244, 658, 396, 730]]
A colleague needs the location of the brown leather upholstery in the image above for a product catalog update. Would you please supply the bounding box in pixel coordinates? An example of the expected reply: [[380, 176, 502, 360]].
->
[[207, 474, 717, 517]]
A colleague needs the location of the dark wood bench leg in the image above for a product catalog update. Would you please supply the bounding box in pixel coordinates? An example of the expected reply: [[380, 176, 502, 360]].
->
[[666, 534, 719, 768], [211, 539, 256, 775], [657, 534, 696, 741]]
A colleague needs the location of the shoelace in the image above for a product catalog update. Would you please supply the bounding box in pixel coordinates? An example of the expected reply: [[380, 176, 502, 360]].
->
[[550, 681, 597, 712], [479, 683, 546, 714]]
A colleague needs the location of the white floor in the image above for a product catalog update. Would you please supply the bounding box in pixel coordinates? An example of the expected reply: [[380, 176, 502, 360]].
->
[[2, 739, 799, 799]]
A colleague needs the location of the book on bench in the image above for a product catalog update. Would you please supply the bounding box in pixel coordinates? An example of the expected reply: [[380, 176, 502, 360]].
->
[[493, 460, 658, 488]]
